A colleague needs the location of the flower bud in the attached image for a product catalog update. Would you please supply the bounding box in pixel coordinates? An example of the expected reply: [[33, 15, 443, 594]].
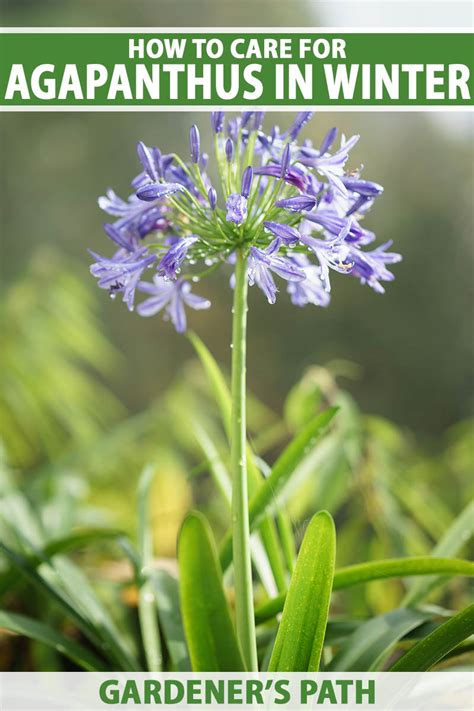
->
[[241, 166, 253, 199], [289, 112, 313, 140], [211, 111, 225, 134], [280, 144, 291, 179], [208, 187, 217, 210], [189, 124, 200, 163], [225, 138, 234, 163], [319, 127, 338, 155]]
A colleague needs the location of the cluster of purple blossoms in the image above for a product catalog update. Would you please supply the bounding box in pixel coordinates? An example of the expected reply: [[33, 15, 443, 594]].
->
[[90, 112, 401, 332]]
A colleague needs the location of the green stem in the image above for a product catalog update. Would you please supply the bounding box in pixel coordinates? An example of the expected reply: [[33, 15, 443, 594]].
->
[[230, 248, 258, 671]]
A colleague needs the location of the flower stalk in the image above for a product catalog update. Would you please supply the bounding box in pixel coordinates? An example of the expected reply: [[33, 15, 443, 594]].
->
[[230, 247, 257, 671]]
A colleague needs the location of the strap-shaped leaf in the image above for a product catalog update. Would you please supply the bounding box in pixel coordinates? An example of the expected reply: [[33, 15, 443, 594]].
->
[[220, 409, 338, 569], [327, 608, 430, 671], [137, 465, 162, 671], [151, 570, 190, 671], [178, 511, 245, 671], [187, 332, 232, 436], [0, 528, 129, 596], [403, 501, 474, 606], [255, 556, 474, 624], [390, 604, 474, 671], [0, 610, 107, 671], [334, 556, 474, 590], [0, 542, 139, 670], [268, 510, 335, 672]]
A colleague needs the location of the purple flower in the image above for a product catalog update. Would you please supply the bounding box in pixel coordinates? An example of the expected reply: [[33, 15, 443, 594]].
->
[[280, 144, 291, 178], [103, 222, 136, 251], [208, 187, 217, 210], [137, 277, 211, 332], [241, 166, 253, 199], [158, 235, 198, 279], [136, 182, 184, 202], [134, 206, 170, 238], [89, 247, 156, 311], [211, 111, 225, 134], [304, 210, 373, 244], [286, 255, 331, 308], [253, 112, 265, 130], [299, 222, 354, 291], [226, 193, 248, 225], [241, 111, 254, 128], [136, 141, 161, 181], [99, 188, 170, 241], [319, 127, 338, 155], [92, 112, 400, 324], [225, 138, 234, 163], [348, 241, 402, 293], [189, 125, 200, 164], [275, 195, 317, 212], [299, 134, 360, 197], [289, 112, 313, 140], [99, 189, 136, 217], [248, 240, 305, 303], [254, 164, 309, 193], [342, 177, 384, 197], [264, 221, 300, 246]]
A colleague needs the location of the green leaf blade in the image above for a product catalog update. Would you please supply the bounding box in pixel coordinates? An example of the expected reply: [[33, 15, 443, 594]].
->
[[333, 556, 474, 590], [178, 511, 245, 672], [254, 556, 474, 624], [391, 604, 474, 671], [402, 501, 474, 606], [327, 608, 430, 671], [137, 465, 163, 672], [0, 610, 107, 672], [268, 510, 336, 672]]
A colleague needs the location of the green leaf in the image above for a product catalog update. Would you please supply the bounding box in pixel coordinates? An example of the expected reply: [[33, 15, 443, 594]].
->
[[220, 409, 338, 569], [178, 511, 245, 671], [334, 556, 474, 590], [255, 592, 286, 626], [50, 556, 140, 670], [187, 332, 231, 436], [254, 557, 474, 624], [0, 542, 139, 671], [44, 528, 127, 557], [137, 465, 162, 672], [402, 501, 474, 606], [391, 604, 474, 671], [0, 609, 107, 671], [327, 608, 430, 671], [268, 510, 335, 672], [191, 420, 232, 504], [277, 510, 296, 574], [151, 570, 190, 671], [0, 527, 136, 597]]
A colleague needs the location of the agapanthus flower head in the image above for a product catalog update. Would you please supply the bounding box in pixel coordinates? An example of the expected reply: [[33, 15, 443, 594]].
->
[[90, 111, 401, 332]]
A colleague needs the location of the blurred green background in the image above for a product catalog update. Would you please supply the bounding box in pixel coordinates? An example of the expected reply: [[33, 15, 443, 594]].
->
[[2, 0, 473, 438]]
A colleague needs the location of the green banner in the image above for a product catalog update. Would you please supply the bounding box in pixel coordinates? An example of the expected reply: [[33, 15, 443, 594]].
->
[[0, 30, 472, 107]]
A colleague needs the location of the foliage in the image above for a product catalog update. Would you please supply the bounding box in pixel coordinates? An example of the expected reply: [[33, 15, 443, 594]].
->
[[0, 340, 472, 672], [0, 250, 123, 470]]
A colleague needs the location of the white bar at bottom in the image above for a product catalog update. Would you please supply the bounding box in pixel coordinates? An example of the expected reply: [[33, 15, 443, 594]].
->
[[0, 672, 472, 710]]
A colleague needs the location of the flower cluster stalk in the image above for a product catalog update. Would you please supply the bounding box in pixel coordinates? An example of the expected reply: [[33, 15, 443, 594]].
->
[[230, 248, 257, 671]]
